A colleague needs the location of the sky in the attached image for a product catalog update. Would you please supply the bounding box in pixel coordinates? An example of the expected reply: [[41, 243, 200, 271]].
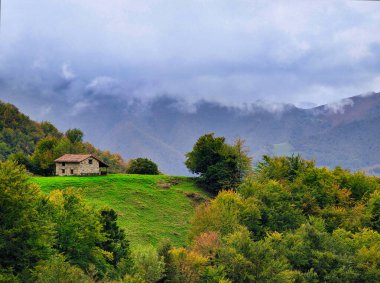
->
[[1, 0, 380, 120]]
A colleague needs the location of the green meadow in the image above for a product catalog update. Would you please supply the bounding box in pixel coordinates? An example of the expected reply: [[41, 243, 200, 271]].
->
[[31, 174, 207, 247]]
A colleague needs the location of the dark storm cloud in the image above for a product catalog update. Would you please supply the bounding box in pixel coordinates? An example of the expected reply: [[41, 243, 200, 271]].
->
[[1, 0, 380, 121]]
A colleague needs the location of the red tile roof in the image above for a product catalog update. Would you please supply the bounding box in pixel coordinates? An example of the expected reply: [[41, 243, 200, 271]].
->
[[54, 154, 108, 167]]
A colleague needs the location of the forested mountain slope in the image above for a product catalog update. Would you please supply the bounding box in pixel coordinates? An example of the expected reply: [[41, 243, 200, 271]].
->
[[0, 101, 61, 159]]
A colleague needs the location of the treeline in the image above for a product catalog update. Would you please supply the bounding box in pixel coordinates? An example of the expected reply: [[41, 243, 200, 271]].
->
[[2, 131, 380, 282], [3, 153, 380, 282], [0, 161, 132, 282], [0, 101, 127, 174], [176, 154, 380, 282], [0, 102, 56, 159], [10, 128, 127, 175]]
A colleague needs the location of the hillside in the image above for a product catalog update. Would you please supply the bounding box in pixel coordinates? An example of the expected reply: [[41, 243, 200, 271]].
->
[[0, 101, 61, 159], [31, 174, 208, 247], [0, 100, 127, 172]]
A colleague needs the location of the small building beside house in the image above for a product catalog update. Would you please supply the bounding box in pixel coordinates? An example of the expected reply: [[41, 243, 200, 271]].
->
[[54, 154, 108, 176]]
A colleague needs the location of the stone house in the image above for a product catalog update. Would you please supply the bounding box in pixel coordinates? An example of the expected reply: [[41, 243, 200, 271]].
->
[[54, 154, 108, 176]]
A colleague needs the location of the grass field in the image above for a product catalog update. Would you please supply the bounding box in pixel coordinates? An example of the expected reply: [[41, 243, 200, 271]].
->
[[31, 174, 207, 247]]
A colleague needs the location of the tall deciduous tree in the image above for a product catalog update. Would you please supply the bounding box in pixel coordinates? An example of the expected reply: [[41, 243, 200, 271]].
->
[[31, 136, 59, 175], [185, 133, 252, 193], [65, 128, 84, 144], [0, 161, 54, 274]]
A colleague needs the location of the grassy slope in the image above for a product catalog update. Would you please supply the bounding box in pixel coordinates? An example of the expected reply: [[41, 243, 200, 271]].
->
[[31, 174, 207, 247]]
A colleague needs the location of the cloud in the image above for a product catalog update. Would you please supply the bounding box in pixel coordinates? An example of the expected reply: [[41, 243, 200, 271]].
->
[[61, 64, 75, 81], [0, 0, 380, 120], [86, 76, 120, 96], [324, 98, 354, 114]]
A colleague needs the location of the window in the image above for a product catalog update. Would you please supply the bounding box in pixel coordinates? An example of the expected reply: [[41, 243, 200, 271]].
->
[[70, 169, 74, 174], [62, 169, 65, 174], [89, 159, 93, 165], [62, 162, 66, 166]]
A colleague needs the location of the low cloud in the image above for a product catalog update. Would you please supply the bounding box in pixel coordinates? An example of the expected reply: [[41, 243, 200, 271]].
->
[[0, 0, 380, 122], [61, 64, 75, 81], [324, 98, 354, 114], [86, 76, 121, 96]]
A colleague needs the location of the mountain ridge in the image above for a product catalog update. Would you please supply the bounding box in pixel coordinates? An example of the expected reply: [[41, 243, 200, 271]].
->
[[1, 92, 379, 175]]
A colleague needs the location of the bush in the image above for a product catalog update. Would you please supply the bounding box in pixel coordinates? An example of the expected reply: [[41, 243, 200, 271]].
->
[[131, 245, 165, 283], [33, 254, 90, 283], [126, 158, 160, 175]]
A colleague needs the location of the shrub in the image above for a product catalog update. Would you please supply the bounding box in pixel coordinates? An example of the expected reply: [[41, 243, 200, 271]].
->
[[126, 158, 160, 175], [33, 254, 90, 283], [132, 245, 165, 283]]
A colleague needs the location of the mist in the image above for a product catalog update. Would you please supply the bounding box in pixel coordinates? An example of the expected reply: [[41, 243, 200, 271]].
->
[[1, 1, 380, 123]]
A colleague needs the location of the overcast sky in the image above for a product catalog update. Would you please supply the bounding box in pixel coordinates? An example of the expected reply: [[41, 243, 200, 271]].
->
[[1, 0, 380, 118]]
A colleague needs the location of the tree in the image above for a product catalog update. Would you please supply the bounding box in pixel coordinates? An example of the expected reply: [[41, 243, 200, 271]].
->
[[65, 129, 84, 144], [0, 161, 54, 275], [126, 158, 160, 175], [185, 134, 252, 193], [98, 209, 132, 278], [185, 133, 226, 174], [8, 151, 35, 172], [40, 121, 62, 138], [46, 189, 110, 279], [367, 190, 380, 232], [132, 246, 165, 283], [157, 239, 175, 283], [189, 191, 244, 240], [31, 136, 59, 175], [33, 254, 90, 283]]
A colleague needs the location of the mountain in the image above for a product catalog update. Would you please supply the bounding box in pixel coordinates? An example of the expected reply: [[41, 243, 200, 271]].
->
[[68, 92, 380, 175], [2, 92, 380, 175]]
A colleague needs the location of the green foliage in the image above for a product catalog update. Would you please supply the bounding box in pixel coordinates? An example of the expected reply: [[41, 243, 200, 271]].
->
[[367, 190, 380, 231], [157, 239, 175, 283], [46, 189, 110, 278], [8, 151, 35, 172], [0, 102, 58, 160], [126, 158, 160, 175], [189, 191, 243, 240], [31, 136, 59, 175], [40, 121, 62, 138], [0, 161, 54, 275], [184, 155, 380, 282], [99, 209, 133, 278], [131, 245, 165, 283], [0, 161, 144, 282], [0, 101, 127, 174], [186, 134, 252, 193], [33, 254, 91, 283], [28, 131, 128, 175], [185, 133, 226, 174], [256, 154, 314, 182], [0, 268, 19, 283], [65, 128, 84, 143], [219, 227, 295, 282]]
